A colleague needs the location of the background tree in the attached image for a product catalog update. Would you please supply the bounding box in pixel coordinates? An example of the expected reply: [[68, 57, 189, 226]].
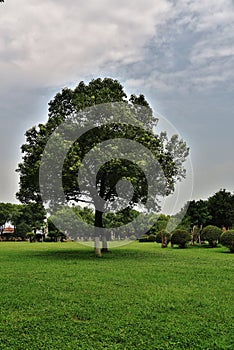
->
[[46, 218, 66, 242], [0, 202, 45, 241], [0, 203, 22, 240], [148, 214, 170, 234], [207, 189, 234, 229], [0, 203, 13, 228], [14, 222, 32, 240], [48, 206, 95, 241], [19, 203, 46, 234], [186, 200, 211, 228], [103, 208, 139, 240], [178, 200, 212, 244], [155, 229, 171, 247], [17, 78, 189, 252]]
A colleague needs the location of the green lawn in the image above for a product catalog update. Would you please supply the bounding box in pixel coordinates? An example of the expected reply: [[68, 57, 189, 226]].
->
[[0, 242, 233, 349]]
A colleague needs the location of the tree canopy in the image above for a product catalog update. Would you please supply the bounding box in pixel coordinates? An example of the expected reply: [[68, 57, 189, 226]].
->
[[17, 78, 189, 247]]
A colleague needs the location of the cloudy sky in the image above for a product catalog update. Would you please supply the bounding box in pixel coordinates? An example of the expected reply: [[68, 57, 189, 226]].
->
[[0, 0, 233, 212]]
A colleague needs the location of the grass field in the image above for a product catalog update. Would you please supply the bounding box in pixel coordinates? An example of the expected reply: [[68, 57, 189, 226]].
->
[[0, 242, 233, 350]]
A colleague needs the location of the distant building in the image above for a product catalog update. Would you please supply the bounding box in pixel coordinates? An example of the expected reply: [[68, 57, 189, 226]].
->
[[0, 222, 14, 235], [2, 226, 14, 234]]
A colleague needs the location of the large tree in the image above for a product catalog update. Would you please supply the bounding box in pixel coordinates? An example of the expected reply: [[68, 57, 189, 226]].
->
[[17, 78, 189, 252]]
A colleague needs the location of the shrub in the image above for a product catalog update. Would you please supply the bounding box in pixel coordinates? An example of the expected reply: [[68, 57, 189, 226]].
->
[[171, 229, 191, 248], [148, 234, 156, 242], [138, 234, 149, 242], [129, 235, 137, 241], [43, 237, 53, 242], [201, 225, 222, 247], [220, 230, 234, 253]]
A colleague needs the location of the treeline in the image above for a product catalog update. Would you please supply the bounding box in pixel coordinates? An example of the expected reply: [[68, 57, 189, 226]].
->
[[1, 189, 234, 249], [0, 203, 46, 241], [178, 188, 234, 230], [141, 189, 234, 252]]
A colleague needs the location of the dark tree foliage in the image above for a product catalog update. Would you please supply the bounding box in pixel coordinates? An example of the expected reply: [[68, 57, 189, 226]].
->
[[177, 200, 211, 232], [177, 189, 234, 236], [207, 189, 234, 229], [17, 78, 189, 243], [0, 202, 46, 240], [186, 200, 211, 228]]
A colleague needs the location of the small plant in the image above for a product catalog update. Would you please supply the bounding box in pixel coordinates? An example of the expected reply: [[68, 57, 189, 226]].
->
[[201, 225, 222, 247], [171, 229, 191, 248], [220, 230, 234, 253]]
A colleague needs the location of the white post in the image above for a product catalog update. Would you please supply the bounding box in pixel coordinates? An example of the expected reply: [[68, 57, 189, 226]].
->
[[102, 235, 108, 252], [94, 236, 101, 257]]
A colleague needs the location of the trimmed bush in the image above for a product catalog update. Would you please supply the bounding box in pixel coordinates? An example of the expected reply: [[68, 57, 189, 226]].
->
[[138, 234, 149, 242], [129, 235, 137, 241], [201, 225, 222, 247], [138, 234, 157, 242], [220, 230, 234, 253], [171, 229, 191, 248], [148, 234, 156, 242]]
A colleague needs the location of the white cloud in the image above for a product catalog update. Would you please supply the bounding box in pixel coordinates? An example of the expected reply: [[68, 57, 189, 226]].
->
[[186, 0, 234, 30], [1, 0, 233, 94], [125, 0, 234, 93], [0, 0, 173, 89]]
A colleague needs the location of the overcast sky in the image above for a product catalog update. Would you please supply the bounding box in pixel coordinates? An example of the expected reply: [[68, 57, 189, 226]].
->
[[0, 0, 233, 212]]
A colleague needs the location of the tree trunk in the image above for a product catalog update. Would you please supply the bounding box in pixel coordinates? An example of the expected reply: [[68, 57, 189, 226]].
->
[[198, 225, 202, 245], [94, 174, 109, 253], [191, 225, 196, 246], [94, 208, 109, 253], [94, 209, 108, 255], [101, 234, 108, 253], [94, 236, 101, 257], [161, 234, 167, 248], [94, 209, 103, 229]]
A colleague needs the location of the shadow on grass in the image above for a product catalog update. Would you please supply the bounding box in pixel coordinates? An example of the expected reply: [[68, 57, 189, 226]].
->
[[215, 249, 234, 254], [16, 244, 159, 261]]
